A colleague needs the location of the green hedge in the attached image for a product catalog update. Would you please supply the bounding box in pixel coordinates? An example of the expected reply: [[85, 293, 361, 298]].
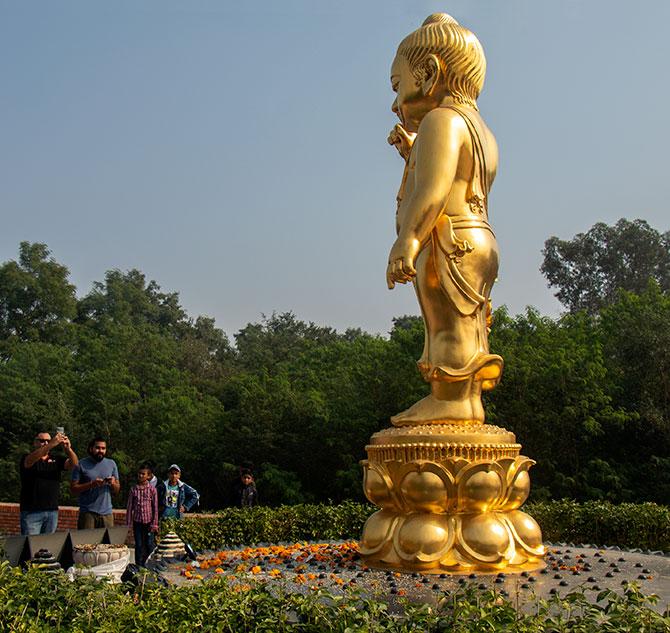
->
[[162, 501, 371, 549], [526, 500, 670, 551], [1, 563, 668, 632], [164, 500, 670, 552]]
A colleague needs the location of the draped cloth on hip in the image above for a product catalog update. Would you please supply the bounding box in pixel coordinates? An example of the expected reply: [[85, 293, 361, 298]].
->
[[415, 105, 502, 390]]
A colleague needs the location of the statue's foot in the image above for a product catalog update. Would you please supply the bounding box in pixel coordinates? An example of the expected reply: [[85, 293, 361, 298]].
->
[[391, 394, 476, 426]]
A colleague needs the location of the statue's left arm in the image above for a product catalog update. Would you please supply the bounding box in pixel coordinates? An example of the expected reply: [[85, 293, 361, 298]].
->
[[386, 110, 466, 289]]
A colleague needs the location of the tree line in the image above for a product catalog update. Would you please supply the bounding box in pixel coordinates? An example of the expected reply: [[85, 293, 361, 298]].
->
[[1, 218, 669, 508]]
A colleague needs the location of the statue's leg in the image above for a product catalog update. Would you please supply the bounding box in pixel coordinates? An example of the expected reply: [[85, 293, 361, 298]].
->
[[392, 246, 482, 425]]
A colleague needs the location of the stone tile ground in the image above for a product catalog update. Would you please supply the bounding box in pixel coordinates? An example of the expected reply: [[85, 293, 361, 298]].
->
[[153, 542, 670, 614]]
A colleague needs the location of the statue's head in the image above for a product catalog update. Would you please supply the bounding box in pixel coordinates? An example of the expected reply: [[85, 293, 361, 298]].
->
[[394, 13, 486, 115]]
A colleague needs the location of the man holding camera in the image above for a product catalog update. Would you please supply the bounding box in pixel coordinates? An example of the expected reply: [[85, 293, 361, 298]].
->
[[70, 436, 120, 529], [19, 430, 79, 535]]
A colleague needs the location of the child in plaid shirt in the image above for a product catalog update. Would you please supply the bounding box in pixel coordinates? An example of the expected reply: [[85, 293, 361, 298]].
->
[[127, 462, 159, 566]]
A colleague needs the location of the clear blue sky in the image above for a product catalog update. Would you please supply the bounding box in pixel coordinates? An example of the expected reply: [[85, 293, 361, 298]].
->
[[2, 1, 669, 338]]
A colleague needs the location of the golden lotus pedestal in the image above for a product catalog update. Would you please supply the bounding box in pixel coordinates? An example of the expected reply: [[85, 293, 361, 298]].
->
[[359, 424, 545, 573]]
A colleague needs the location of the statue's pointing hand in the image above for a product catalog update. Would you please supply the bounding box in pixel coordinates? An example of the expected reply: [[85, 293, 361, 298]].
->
[[388, 124, 416, 161]]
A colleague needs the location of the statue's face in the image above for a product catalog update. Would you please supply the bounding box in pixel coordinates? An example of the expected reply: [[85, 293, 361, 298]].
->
[[391, 55, 433, 133]]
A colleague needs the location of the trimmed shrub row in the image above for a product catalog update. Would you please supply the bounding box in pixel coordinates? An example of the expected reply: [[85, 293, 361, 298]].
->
[[526, 500, 670, 551], [162, 501, 371, 550], [164, 500, 670, 552]]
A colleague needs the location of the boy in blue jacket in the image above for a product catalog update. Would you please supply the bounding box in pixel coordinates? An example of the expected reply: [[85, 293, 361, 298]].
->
[[157, 464, 199, 519]]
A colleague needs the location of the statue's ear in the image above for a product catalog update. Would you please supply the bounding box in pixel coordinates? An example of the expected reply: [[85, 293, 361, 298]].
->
[[421, 55, 441, 96]]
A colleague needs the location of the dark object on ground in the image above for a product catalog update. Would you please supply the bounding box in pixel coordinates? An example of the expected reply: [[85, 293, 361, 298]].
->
[[30, 548, 62, 573], [121, 563, 169, 588], [146, 559, 169, 572]]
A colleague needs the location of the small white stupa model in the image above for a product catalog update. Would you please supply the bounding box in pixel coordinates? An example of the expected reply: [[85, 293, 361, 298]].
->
[[154, 532, 186, 559]]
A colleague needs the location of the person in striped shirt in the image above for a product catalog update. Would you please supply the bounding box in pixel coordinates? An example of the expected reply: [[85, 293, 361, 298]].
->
[[126, 462, 159, 566]]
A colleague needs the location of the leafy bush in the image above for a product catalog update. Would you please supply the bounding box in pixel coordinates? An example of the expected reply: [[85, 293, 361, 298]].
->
[[162, 501, 372, 549], [165, 500, 670, 552], [526, 500, 670, 550], [0, 563, 667, 632]]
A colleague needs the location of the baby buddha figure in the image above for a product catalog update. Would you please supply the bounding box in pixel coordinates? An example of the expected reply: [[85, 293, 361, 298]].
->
[[359, 15, 544, 573], [386, 13, 503, 426]]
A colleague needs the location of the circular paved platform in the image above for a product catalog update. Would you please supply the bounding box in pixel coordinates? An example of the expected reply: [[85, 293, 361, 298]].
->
[[156, 542, 670, 614]]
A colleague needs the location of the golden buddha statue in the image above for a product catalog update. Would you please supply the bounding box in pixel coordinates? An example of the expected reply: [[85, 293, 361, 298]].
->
[[360, 14, 544, 573], [386, 12, 502, 426]]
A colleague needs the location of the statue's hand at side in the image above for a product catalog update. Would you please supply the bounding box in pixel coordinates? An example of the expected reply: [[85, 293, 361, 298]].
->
[[387, 237, 421, 289], [388, 124, 416, 161]]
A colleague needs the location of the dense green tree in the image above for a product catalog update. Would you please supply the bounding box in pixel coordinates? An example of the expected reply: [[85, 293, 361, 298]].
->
[[220, 314, 428, 503], [598, 282, 670, 502], [0, 342, 75, 497], [1, 237, 669, 509], [77, 269, 188, 332], [600, 282, 670, 416], [541, 219, 670, 314], [0, 242, 77, 346], [235, 312, 338, 371], [487, 307, 633, 500]]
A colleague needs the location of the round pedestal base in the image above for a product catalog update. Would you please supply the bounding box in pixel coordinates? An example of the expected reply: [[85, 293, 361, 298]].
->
[[360, 424, 545, 573], [360, 508, 544, 573]]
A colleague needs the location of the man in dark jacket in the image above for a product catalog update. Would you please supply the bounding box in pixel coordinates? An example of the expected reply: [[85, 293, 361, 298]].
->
[[19, 431, 79, 534]]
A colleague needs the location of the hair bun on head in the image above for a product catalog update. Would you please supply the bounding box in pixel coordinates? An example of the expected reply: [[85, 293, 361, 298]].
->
[[422, 13, 459, 27], [399, 11, 485, 108]]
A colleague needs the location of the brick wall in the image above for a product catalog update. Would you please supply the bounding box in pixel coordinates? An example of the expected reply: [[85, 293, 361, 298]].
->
[[0, 502, 217, 537], [0, 502, 127, 536]]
